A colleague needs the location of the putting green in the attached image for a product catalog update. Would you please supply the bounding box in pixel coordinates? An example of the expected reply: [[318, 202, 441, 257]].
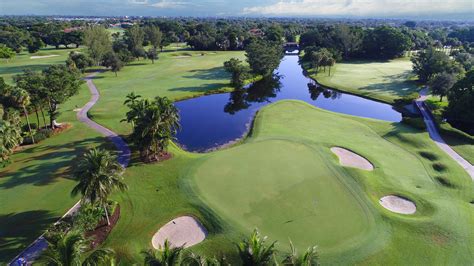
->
[[192, 139, 374, 250]]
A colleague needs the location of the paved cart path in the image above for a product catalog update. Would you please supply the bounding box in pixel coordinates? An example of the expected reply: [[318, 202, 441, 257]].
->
[[10, 72, 131, 265], [415, 88, 474, 180]]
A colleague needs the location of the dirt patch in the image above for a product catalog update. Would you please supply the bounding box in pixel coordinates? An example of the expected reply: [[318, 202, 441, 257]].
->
[[379, 195, 416, 214], [152, 216, 207, 249], [331, 147, 374, 170], [30, 55, 60, 59], [85, 205, 120, 249]]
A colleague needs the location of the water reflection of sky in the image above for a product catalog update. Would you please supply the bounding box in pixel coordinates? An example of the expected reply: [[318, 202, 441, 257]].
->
[[175, 55, 401, 152]]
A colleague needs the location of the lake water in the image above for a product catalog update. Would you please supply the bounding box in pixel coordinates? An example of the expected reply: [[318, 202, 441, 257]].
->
[[175, 55, 401, 152]]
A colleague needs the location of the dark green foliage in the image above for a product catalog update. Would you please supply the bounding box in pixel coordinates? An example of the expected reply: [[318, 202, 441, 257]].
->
[[428, 72, 457, 101], [245, 39, 283, 76], [142, 240, 184, 266], [362, 26, 412, 59], [401, 117, 426, 130], [411, 47, 460, 82], [445, 70, 474, 133], [237, 229, 277, 266], [73, 203, 105, 232], [102, 51, 124, 76], [223, 58, 251, 88], [66, 52, 93, 72]]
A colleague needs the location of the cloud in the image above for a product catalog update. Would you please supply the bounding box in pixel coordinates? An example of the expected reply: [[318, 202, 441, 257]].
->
[[128, 0, 187, 9], [242, 0, 474, 17]]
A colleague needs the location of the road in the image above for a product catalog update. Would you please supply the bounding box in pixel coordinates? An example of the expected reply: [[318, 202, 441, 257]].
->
[[10, 73, 131, 265], [415, 88, 474, 180]]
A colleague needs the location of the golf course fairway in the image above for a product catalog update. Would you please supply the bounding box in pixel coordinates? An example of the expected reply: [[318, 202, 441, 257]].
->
[[179, 100, 474, 264]]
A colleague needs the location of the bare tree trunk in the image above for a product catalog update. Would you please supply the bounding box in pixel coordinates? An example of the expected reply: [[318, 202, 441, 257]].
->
[[35, 107, 40, 128], [23, 106, 35, 144], [40, 107, 47, 128], [103, 203, 111, 226]]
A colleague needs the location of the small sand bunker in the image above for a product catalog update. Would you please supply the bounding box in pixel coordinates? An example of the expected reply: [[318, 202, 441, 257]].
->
[[379, 195, 416, 214], [152, 216, 207, 249], [30, 55, 59, 59], [331, 147, 374, 171]]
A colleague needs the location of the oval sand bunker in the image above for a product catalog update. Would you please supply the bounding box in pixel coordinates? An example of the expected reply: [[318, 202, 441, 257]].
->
[[379, 196, 416, 214], [152, 216, 207, 249], [331, 147, 374, 171]]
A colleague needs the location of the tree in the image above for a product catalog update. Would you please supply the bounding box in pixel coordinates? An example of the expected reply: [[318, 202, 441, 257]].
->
[[0, 44, 16, 62], [245, 40, 283, 76], [27, 36, 44, 53], [282, 241, 319, 266], [45, 31, 65, 49], [224, 58, 250, 88], [411, 47, 457, 82], [445, 70, 474, 133], [237, 229, 277, 266], [332, 24, 363, 60], [11, 88, 34, 143], [71, 148, 127, 225], [84, 26, 112, 65], [0, 115, 23, 166], [38, 231, 115, 266], [146, 48, 159, 64], [363, 26, 412, 59], [125, 25, 145, 60], [142, 240, 184, 266], [42, 65, 82, 128], [145, 25, 163, 50], [126, 96, 180, 162], [66, 52, 93, 73], [428, 72, 457, 101], [102, 51, 124, 76], [14, 70, 48, 128]]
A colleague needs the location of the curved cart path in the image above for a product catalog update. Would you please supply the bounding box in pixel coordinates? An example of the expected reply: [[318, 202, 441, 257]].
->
[[10, 72, 131, 265], [415, 88, 474, 180]]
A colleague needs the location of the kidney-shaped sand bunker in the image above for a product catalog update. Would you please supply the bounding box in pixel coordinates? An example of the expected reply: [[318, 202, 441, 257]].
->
[[379, 195, 416, 215], [331, 147, 374, 171], [152, 216, 207, 249]]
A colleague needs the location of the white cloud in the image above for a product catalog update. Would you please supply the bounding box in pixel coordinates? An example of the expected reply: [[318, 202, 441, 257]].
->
[[129, 0, 148, 5], [150, 0, 187, 8], [242, 0, 474, 17]]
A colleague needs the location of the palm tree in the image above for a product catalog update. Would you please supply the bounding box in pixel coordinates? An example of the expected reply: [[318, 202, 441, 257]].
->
[[38, 231, 115, 266], [12, 88, 34, 143], [130, 96, 180, 162], [182, 253, 222, 266], [237, 229, 277, 266], [71, 148, 127, 225], [281, 241, 319, 266], [142, 239, 184, 266], [0, 118, 23, 163]]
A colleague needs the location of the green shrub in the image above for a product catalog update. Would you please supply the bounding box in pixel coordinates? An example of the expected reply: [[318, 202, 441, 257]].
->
[[394, 92, 420, 105], [73, 203, 105, 232]]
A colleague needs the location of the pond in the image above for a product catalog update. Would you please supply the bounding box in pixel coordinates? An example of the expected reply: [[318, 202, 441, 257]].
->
[[175, 55, 401, 152]]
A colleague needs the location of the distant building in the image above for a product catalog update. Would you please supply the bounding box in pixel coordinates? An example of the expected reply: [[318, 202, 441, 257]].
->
[[249, 28, 264, 37], [63, 27, 82, 33]]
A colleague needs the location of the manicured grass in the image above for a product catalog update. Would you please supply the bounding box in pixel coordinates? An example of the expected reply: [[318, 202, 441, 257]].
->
[[0, 47, 82, 84], [307, 58, 420, 103], [90, 50, 245, 135], [0, 84, 107, 262], [105, 100, 473, 264]]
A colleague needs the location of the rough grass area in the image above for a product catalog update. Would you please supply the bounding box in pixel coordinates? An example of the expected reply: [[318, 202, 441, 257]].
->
[[90, 50, 245, 135], [105, 101, 473, 265], [0, 47, 82, 84], [307, 58, 420, 103], [0, 84, 108, 262]]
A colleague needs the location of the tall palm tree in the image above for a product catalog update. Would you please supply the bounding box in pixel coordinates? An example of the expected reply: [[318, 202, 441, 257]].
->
[[281, 241, 319, 266], [182, 253, 222, 266], [0, 118, 23, 163], [38, 231, 115, 266], [12, 88, 34, 143], [237, 229, 277, 266], [142, 239, 184, 266], [71, 148, 127, 225]]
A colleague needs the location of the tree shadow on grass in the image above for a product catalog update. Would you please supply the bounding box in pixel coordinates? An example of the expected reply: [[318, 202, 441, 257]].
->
[[0, 65, 55, 76], [0, 136, 110, 189], [182, 67, 229, 81], [359, 79, 418, 98], [0, 210, 57, 263]]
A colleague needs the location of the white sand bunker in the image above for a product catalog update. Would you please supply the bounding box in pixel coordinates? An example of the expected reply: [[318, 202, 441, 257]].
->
[[152, 216, 207, 249], [331, 147, 374, 171], [379, 195, 416, 214], [30, 55, 59, 59]]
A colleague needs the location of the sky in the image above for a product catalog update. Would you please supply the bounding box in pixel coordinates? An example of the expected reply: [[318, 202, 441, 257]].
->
[[1, 0, 473, 20]]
